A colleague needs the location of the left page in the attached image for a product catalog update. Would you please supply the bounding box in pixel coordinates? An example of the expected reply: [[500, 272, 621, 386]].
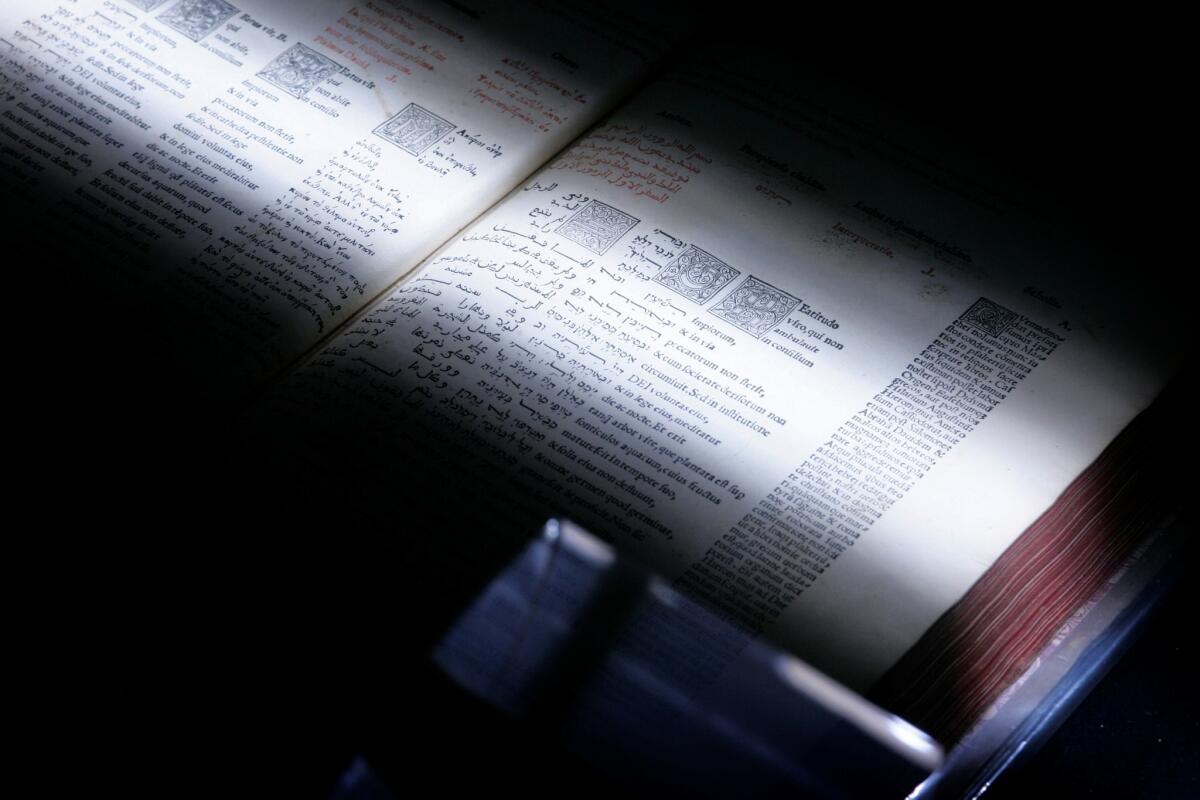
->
[[0, 0, 692, 406]]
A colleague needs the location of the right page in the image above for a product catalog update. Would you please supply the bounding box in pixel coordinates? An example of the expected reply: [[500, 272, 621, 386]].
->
[[241, 45, 1190, 694]]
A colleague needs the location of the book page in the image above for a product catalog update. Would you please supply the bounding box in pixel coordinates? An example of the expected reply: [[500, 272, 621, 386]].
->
[[0, 0, 690, 405], [239, 46, 1190, 691]]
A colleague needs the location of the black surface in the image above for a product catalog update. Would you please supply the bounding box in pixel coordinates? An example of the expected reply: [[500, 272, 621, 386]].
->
[[985, 538, 1199, 800]]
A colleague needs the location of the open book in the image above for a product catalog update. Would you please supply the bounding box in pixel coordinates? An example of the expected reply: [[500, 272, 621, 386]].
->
[[4, 0, 1189, 757]]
